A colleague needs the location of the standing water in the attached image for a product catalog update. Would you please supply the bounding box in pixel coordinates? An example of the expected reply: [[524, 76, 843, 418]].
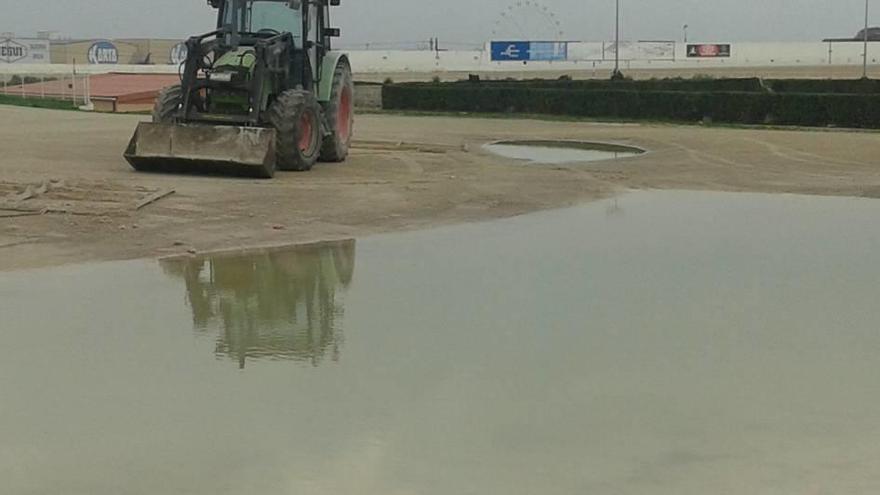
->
[[2, 191, 880, 494], [484, 139, 644, 164]]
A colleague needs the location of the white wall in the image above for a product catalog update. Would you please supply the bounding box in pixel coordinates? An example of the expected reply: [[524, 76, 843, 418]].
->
[[1, 41, 878, 79], [348, 41, 879, 74], [347, 50, 485, 73]]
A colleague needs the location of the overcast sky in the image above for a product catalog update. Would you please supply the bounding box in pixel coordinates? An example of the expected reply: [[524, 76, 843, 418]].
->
[[1, 0, 875, 46]]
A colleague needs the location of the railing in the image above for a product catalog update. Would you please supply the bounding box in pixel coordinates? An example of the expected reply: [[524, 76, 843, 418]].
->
[[1, 72, 93, 110]]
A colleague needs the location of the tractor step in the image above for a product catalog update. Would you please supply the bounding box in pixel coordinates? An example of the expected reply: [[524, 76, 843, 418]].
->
[[124, 123, 277, 178]]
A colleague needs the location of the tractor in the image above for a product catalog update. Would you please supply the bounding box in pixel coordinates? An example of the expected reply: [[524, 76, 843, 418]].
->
[[124, 0, 353, 178]]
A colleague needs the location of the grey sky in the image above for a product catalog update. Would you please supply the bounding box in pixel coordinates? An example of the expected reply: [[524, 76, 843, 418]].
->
[[1, 0, 875, 45]]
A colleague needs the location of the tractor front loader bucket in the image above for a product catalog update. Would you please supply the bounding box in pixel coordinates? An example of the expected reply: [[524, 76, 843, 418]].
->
[[124, 123, 277, 178]]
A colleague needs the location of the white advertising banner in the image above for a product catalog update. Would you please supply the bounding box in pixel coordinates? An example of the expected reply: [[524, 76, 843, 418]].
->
[[636, 41, 676, 60], [567, 41, 676, 62], [566, 42, 606, 61], [0, 38, 50, 64]]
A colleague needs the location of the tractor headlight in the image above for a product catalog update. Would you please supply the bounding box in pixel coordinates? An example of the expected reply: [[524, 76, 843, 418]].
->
[[211, 72, 234, 82]]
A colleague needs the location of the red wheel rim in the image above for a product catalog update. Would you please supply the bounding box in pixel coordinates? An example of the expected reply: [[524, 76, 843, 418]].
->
[[298, 111, 315, 153], [337, 86, 353, 143]]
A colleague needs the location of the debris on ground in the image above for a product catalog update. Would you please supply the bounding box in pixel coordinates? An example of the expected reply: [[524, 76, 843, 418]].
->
[[0, 180, 175, 217]]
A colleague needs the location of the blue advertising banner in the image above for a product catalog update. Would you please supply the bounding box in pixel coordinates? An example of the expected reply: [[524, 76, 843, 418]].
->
[[491, 41, 569, 62], [529, 42, 568, 61], [491, 41, 531, 61], [88, 41, 119, 64]]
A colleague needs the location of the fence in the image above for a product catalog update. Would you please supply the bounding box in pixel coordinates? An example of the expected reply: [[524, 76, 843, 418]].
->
[[0, 72, 93, 109]]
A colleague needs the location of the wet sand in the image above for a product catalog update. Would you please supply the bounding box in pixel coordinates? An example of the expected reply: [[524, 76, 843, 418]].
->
[[1, 105, 879, 270]]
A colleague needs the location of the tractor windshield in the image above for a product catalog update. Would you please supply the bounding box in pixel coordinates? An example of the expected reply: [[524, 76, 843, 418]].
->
[[224, 0, 303, 42]]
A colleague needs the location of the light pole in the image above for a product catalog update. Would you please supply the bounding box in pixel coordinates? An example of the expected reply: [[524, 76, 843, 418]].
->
[[613, 0, 622, 78], [863, 0, 870, 79], [683, 24, 689, 43]]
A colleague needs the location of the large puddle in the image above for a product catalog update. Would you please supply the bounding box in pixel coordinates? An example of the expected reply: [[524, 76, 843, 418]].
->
[[484, 139, 644, 164], [3, 191, 880, 494]]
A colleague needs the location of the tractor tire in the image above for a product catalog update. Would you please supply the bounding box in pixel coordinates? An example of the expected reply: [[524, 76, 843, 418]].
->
[[266, 89, 323, 172], [152, 85, 182, 123], [319, 59, 354, 162]]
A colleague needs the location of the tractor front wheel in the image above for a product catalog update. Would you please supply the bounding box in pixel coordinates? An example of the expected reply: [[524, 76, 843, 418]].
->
[[319, 59, 354, 162], [267, 89, 323, 172], [152, 85, 182, 123]]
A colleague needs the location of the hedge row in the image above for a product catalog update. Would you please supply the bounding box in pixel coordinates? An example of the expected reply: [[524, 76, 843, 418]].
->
[[382, 85, 880, 128], [766, 78, 880, 94], [0, 94, 77, 111], [403, 77, 880, 94], [436, 77, 767, 93], [5, 75, 57, 86]]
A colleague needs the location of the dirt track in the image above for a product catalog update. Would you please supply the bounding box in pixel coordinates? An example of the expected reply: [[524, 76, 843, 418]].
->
[[1, 105, 879, 271]]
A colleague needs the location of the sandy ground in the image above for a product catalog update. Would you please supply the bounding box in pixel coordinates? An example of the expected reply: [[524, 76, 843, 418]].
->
[[1, 104, 879, 271]]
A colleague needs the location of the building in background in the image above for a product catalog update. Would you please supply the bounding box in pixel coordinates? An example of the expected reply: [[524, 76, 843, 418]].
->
[[855, 27, 880, 41]]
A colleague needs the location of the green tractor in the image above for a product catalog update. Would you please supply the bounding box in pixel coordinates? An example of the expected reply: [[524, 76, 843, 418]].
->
[[124, 0, 353, 178]]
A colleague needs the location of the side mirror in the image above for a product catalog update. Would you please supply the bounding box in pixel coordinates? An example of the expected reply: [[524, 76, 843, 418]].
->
[[288, 0, 302, 9]]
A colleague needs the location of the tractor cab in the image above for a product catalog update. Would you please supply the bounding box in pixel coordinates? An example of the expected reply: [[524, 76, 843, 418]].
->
[[202, 0, 326, 97], [219, 0, 304, 40]]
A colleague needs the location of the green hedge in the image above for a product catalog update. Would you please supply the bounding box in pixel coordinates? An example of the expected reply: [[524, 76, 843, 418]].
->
[[767, 78, 880, 94], [436, 77, 767, 93], [382, 84, 880, 128], [5, 75, 57, 86], [0, 94, 77, 111], [401, 77, 880, 94]]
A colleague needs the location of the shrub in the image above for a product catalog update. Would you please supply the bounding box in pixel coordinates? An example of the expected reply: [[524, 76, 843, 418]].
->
[[7, 75, 56, 86], [768, 78, 880, 94], [403, 77, 880, 95], [0, 94, 76, 111], [382, 82, 880, 128]]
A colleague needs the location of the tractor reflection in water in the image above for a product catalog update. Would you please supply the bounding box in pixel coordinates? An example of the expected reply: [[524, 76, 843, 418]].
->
[[161, 240, 356, 369]]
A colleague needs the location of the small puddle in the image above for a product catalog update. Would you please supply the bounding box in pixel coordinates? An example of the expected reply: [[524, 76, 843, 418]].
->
[[484, 140, 644, 164]]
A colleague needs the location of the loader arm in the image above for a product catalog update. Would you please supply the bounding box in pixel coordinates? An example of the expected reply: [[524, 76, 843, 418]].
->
[[177, 30, 296, 126]]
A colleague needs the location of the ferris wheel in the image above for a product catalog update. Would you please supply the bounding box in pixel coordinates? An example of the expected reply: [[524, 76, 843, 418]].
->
[[491, 1, 565, 41]]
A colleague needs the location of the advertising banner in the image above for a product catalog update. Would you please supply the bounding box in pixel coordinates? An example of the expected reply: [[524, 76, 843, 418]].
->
[[491, 41, 568, 62], [529, 42, 567, 61], [566, 41, 675, 62], [0, 38, 50, 64], [170, 42, 188, 65], [687, 44, 731, 58], [603, 41, 637, 60], [491, 41, 532, 61], [566, 42, 605, 61], [88, 41, 119, 64], [636, 41, 676, 60]]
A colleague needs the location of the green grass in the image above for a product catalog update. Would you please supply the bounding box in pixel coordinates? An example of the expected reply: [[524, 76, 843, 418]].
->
[[0, 94, 78, 111]]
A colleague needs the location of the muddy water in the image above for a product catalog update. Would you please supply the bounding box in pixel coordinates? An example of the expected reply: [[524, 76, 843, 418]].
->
[[3, 191, 880, 495], [484, 140, 643, 164]]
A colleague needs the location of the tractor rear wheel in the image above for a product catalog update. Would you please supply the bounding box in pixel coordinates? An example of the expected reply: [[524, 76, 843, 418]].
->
[[152, 85, 182, 123], [267, 89, 323, 172], [319, 59, 354, 162]]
